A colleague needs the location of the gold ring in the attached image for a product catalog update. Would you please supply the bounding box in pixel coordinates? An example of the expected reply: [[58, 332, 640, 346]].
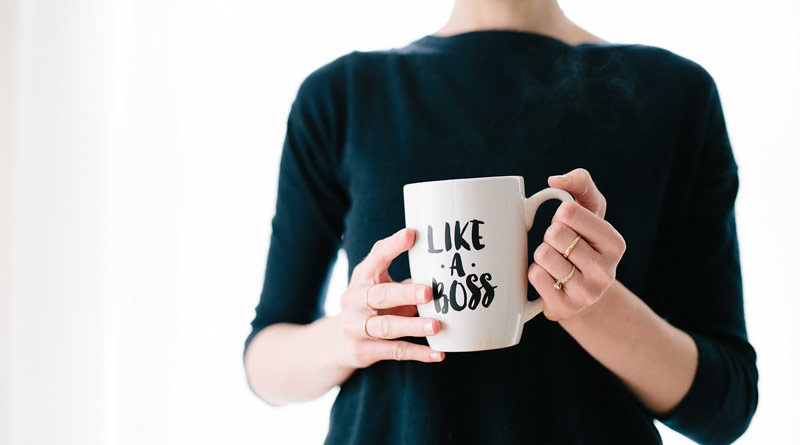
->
[[364, 286, 377, 311], [553, 265, 576, 290], [362, 314, 378, 339], [563, 235, 582, 258]]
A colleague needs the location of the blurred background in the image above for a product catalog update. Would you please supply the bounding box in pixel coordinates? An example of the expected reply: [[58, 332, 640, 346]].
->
[[1, 0, 798, 444]]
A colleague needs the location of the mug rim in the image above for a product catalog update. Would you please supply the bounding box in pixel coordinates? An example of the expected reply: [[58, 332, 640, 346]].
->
[[403, 175, 522, 192]]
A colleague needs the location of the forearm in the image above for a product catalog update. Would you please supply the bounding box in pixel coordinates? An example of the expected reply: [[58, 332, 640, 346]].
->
[[559, 279, 698, 416], [244, 314, 354, 406]]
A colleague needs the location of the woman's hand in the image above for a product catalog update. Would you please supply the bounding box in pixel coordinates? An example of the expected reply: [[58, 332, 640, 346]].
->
[[528, 168, 627, 321], [336, 227, 445, 369]]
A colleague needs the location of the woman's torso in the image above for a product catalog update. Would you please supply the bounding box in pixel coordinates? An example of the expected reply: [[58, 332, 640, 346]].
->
[[323, 30, 708, 444]]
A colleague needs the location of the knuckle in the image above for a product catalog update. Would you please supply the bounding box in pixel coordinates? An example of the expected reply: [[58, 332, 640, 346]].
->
[[564, 201, 579, 219], [414, 319, 426, 336], [557, 201, 578, 222], [543, 224, 560, 245], [392, 341, 404, 361], [407, 285, 419, 303], [554, 221, 569, 239], [379, 316, 390, 338], [533, 244, 548, 263], [616, 236, 627, 256], [527, 265, 537, 282], [374, 285, 389, 308], [529, 264, 547, 284]]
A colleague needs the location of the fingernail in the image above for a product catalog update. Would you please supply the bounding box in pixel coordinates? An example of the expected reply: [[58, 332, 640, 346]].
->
[[550, 174, 569, 183], [416, 286, 427, 303], [424, 319, 435, 334], [430, 351, 443, 360]]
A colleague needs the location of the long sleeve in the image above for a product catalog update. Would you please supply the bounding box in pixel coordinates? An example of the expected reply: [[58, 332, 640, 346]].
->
[[243, 60, 350, 356], [655, 72, 758, 444]]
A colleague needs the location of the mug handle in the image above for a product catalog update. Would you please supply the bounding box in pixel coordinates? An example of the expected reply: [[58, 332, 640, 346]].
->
[[522, 187, 575, 322]]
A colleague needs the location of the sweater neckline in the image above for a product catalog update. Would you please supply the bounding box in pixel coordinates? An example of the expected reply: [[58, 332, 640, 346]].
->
[[410, 29, 609, 53]]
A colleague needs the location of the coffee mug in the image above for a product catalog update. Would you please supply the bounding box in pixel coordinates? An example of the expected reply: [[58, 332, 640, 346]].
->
[[403, 175, 574, 352]]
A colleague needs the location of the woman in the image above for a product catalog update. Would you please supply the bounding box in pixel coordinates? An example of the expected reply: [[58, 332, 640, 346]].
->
[[243, 0, 758, 443]]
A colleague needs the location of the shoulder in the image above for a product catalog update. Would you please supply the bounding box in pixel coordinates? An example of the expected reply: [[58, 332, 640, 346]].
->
[[292, 52, 353, 103], [287, 51, 366, 128], [572, 42, 721, 122], [296, 48, 398, 90], [295, 48, 409, 109], [607, 43, 718, 95]]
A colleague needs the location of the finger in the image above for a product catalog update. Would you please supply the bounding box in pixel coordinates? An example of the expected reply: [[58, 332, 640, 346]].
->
[[363, 278, 420, 316], [552, 201, 625, 258], [532, 242, 590, 303], [527, 263, 570, 321], [548, 168, 607, 218], [533, 242, 582, 284], [365, 339, 445, 363], [365, 314, 440, 339], [542, 221, 603, 271], [363, 282, 432, 310], [527, 263, 566, 320], [382, 304, 419, 318], [352, 228, 416, 284]]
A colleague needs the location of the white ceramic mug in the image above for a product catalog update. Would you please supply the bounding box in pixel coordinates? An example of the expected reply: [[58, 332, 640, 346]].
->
[[403, 175, 574, 352]]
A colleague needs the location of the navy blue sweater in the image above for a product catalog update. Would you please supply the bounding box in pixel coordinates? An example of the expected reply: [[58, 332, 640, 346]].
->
[[246, 30, 758, 444]]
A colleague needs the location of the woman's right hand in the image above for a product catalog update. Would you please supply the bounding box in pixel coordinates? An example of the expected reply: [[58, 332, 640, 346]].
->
[[336, 227, 445, 369]]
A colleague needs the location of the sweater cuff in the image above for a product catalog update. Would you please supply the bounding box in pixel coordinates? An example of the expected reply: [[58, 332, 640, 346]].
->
[[655, 330, 727, 441]]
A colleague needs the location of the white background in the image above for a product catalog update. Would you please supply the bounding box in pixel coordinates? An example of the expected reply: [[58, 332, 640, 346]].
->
[[1, 0, 798, 444]]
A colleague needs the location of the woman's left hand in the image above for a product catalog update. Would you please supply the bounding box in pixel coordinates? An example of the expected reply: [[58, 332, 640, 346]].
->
[[528, 168, 627, 321]]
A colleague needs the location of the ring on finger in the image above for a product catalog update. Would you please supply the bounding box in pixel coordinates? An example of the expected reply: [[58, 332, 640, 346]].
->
[[563, 235, 582, 259], [553, 265, 576, 290], [363, 314, 379, 339]]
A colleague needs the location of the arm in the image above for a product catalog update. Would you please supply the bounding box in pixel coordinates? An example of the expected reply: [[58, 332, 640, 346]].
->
[[649, 75, 758, 442], [244, 229, 445, 406], [244, 316, 352, 406], [242, 59, 352, 405], [529, 175, 695, 415], [557, 279, 698, 416], [532, 168, 756, 444], [244, 62, 443, 406], [532, 70, 757, 445]]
